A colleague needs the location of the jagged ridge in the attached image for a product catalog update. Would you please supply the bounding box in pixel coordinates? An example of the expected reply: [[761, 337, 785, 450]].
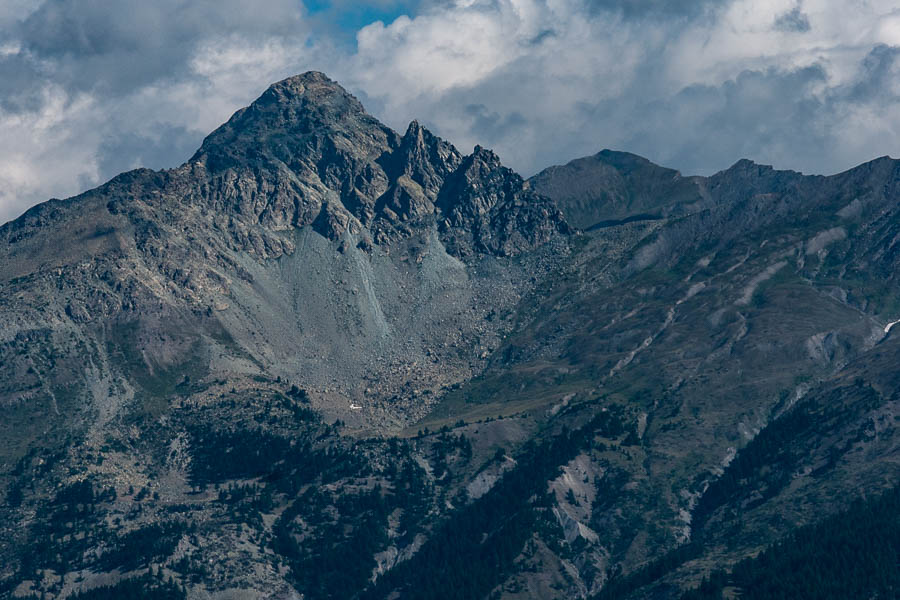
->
[[1, 71, 900, 600]]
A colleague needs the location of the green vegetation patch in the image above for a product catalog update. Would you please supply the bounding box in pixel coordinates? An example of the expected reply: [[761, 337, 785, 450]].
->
[[683, 485, 900, 600]]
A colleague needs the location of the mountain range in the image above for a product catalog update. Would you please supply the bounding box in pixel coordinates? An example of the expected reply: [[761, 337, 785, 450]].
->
[[0, 72, 897, 600]]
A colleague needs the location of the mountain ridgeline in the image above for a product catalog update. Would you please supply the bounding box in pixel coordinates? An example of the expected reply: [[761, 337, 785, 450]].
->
[[0, 72, 897, 600]]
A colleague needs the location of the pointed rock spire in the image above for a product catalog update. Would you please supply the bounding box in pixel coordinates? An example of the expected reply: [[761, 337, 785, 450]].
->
[[436, 145, 569, 256], [391, 120, 462, 201]]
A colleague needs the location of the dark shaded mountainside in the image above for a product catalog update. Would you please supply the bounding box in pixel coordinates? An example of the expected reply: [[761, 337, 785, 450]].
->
[[0, 72, 897, 600]]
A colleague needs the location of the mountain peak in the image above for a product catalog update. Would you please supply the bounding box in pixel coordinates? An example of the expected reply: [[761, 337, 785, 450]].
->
[[191, 71, 387, 172], [176, 73, 566, 258], [3, 72, 568, 263], [593, 149, 655, 169], [529, 149, 705, 229], [471, 145, 501, 163], [258, 71, 361, 110], [404, 119, 423, 135], [727, 157, 767, 171], [272, 70, 337, 87]]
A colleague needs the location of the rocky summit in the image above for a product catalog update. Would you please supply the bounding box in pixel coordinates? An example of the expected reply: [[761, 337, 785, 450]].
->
[[0, 73, 898, 600]]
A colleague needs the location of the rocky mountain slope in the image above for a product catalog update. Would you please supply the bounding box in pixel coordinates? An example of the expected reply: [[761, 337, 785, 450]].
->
[[0, 72, 897, 600], [529, 149, 710, 230]]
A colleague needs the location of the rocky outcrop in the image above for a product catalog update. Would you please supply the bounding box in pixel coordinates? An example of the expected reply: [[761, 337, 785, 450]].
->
[[390, 120, 462, 203], [180, 71, 566, 257], [0, 72, 573, 468], [437, 146, 570, 256], [529, 149, 709, 229]]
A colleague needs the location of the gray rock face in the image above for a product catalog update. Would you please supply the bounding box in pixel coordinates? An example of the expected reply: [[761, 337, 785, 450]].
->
[[529, 149, 710, 229], [180, 71, 566, 256], [391, 120, 462, 203], [2, 72, 900, 600], [0, 73, 572, 439], [437, 146, 569, 257]]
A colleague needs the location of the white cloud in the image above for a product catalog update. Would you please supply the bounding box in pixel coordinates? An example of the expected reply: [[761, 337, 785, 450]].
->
[[338, 0, 900, 176], [0, 1, 319, 224], [0, 85, 99, 222], [1, 0, 899, 225]]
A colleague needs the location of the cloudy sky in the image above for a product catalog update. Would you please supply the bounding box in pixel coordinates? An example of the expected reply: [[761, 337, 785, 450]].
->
[[1, 0, 899, 224]]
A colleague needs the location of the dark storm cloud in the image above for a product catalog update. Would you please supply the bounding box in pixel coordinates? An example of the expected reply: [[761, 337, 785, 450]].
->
[[0, 0, 323, 224], [586, 0, 728, 20], [564, 46, 900, 176], [95, 122, 202, 181], [424, 46, 899, 179], [774, 6, 811, 33], [464, 104, 527, 141], [615, 65, 833, 175], [352, 0, 900, 179], [846, 44, 900, 103], [15, 0, 306, 96], [0, 53, 44, 113]]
